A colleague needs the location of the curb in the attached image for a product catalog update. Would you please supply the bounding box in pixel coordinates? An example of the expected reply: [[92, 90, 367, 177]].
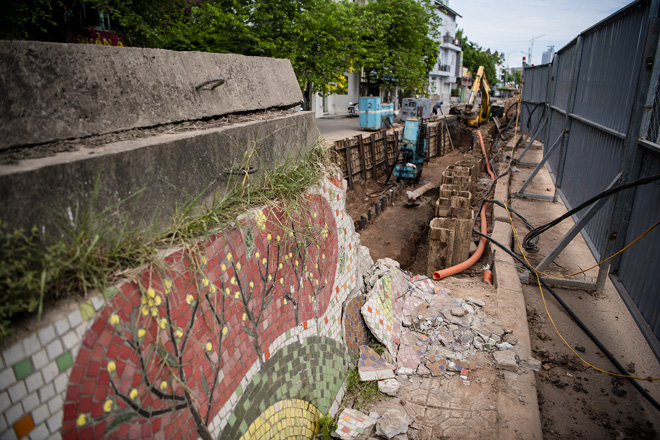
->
[[492, 136, 543, 439]]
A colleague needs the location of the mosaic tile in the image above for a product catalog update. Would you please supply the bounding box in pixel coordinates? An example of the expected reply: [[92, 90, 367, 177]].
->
[[12, 357, 33, 381], [342, 295, 370, 356], [358, 345, 395, 381], [335, 408, 377, 440], [396, 344, 422, 370]]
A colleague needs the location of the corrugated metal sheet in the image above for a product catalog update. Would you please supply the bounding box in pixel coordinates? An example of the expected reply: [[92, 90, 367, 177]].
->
[[520, 0, 659, 354], [559, 120, 625, 257], [552, 42, 576, 110], [572, 2, 649, 133], [617, 148, 660, 339], [521, 65, 550, 136], [544, 108, 566, 179]]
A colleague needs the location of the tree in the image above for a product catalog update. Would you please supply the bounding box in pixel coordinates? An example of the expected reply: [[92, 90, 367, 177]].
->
[[356, 0, 441, 94], [456, 29, 502, 87]]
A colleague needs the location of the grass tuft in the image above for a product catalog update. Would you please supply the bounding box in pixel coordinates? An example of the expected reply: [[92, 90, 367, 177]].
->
[[0, 141, 330, 341]]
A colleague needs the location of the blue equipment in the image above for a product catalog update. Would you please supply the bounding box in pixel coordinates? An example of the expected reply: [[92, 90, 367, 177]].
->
[[359, 97, 394, 131], [393, 119, 427, 183]]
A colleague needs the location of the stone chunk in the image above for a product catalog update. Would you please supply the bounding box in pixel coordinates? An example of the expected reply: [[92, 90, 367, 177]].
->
[[493, 350, 518, 372], [375, 409, 411, 439], [378, 378, 401, 396], [519, 357, 542, 371], [450, 307, 467, 317]]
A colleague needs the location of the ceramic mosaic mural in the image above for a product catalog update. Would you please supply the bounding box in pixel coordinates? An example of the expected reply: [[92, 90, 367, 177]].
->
[[0, 175, 359, 440]]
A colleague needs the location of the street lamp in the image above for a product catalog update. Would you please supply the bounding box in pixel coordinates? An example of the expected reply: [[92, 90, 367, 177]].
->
[[528, 34, 545, 64]]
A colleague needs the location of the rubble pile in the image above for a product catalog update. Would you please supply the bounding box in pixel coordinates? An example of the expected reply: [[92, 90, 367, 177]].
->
[[356, 252, 518, 382]]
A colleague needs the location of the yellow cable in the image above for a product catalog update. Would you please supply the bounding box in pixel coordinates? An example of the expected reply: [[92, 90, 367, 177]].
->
[[533, 220, 660, 278], [503, 200, 660, 381]]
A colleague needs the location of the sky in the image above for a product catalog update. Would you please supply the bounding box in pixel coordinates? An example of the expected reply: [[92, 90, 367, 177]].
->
[[450, 0, 634, 67]]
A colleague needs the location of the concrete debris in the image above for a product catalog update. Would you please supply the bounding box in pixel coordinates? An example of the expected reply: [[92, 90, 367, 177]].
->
[[518, 270, 531, 284], [378, 378, 401, 396], [358, 245, 375, 284], [493, 350, 518, 372], [502, 333, 518, 345], [375, 409, 411, 439], [369, 412, 381, 420], [466, 297, 485, 307], [359, 261, 513, 383], [519, 357, 542, 371]]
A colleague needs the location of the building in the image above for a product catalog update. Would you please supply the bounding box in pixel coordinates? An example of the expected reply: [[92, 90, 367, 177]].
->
[[541, 46, 555, 65], [428, 0, 462, 104]]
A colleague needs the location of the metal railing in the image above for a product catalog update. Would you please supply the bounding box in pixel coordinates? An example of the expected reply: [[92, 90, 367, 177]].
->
[[519, 0, 660, 360]]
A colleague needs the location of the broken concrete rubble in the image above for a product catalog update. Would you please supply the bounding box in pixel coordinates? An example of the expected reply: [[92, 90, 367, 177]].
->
[[493, 350, 518, 372], [375, 409, 411, 439], [357, 262, 515, 384], [377, 378, 401, 396]]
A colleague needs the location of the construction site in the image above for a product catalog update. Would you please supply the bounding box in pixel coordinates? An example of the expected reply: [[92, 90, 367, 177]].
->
[[0, 1, 659, 440]]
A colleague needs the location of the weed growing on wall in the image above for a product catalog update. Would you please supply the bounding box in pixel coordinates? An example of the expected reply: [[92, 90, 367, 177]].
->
[[0, 141, 330, 342]]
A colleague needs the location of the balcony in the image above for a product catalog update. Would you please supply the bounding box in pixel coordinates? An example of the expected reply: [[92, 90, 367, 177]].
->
[[439, 64, 451, 72], [442, 35, 462, 49]]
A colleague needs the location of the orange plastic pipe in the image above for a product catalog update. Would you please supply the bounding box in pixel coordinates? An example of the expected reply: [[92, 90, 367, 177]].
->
[[433, 130, 495, 280]]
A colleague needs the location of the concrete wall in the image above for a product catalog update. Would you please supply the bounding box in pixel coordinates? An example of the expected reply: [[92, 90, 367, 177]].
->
[[0, 41, 303, 150], [0, 174, 361, 440], [0, 112, 319, 237]]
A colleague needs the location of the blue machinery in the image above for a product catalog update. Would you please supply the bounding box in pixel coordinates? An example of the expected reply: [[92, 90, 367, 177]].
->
[[393, 119, 426, 182], [358, 97, 394, 131]]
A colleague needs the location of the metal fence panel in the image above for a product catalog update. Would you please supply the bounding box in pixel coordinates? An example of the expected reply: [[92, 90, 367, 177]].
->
[[552, 43, 576, 111], [572, 2, 649, 133], [616, 148, 660, 340], [521, 0, 659, 355], [559, 120, 626, 257], [521, 65, 551, 137], [544, 107, 566, 179]]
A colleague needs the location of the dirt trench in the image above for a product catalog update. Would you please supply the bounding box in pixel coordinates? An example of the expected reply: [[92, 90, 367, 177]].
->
[[345, 119, 497, 279]]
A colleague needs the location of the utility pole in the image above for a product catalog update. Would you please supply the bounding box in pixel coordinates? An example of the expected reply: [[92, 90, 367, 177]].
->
[[528, 34, 545, 64]]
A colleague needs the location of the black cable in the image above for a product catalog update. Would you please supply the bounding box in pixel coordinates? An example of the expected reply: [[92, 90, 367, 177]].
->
[[522, 174, 660, 251], [469, 146, 660, 411], [475, 227, 660, 412]]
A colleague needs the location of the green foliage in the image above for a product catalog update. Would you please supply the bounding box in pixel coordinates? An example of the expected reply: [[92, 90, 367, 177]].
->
[[457, 29, 503, 87], [343, 367, 384, 411], [356, 0, 441, 94], [0, 0, 58, 40], [0, 142, 329, 342], [314, 415, 337, 440], [2, 0, 441, 97]]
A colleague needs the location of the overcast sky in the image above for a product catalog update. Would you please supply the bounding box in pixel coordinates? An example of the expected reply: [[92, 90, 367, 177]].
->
[[450, 0, 634, 66]]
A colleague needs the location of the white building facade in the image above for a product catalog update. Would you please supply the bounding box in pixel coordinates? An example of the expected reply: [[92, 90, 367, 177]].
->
[[428, 1, 462, 104]]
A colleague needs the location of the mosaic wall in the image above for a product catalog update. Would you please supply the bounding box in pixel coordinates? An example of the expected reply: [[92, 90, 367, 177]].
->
[[0, 175, 359, 440], [341, 295, 369, 356]]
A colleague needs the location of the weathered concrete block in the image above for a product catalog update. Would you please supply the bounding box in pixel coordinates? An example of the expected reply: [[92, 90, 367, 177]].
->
[[0, 112, 317, 235], [0, 41, 304, 149]]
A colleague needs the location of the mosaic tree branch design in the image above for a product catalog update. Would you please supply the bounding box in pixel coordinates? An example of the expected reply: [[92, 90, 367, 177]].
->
[[62, 194, 339, 440]]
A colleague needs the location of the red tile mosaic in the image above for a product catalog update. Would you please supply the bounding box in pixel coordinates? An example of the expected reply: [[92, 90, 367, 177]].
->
[[62, 195, 341, 439]]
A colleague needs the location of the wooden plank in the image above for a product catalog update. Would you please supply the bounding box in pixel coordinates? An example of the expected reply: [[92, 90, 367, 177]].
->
[[371, 131, 379, 180], [358, 134, 367, 182]]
